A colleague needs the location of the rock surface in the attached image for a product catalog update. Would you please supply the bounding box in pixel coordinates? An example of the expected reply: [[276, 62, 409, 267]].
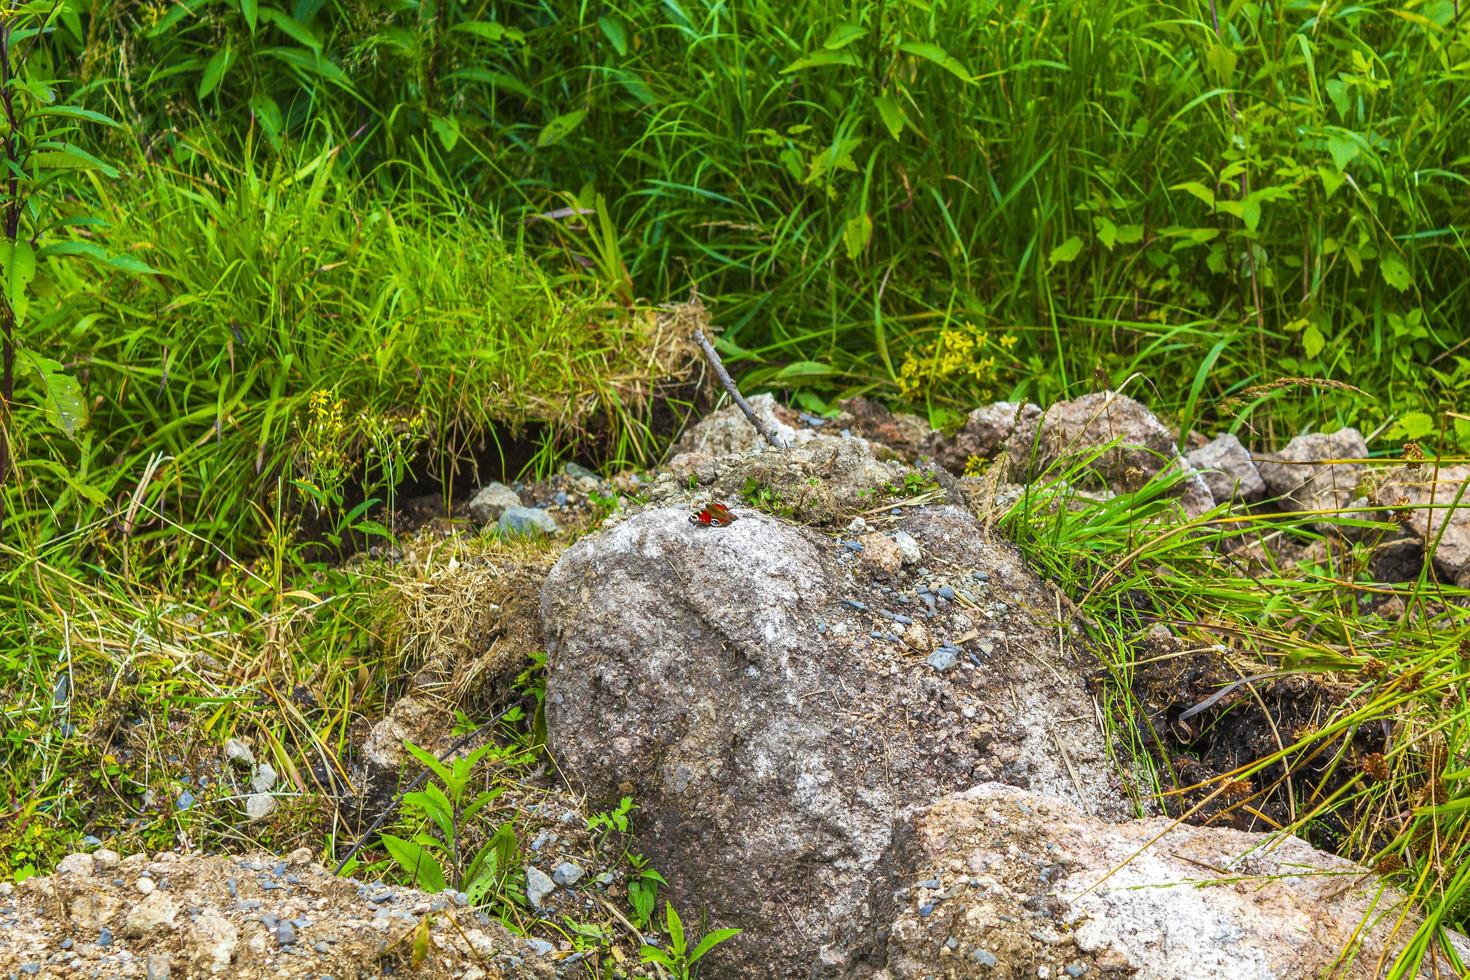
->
[[498, 506, 559, 537], [836, 782, 1470, 978], [1186, 432, 1267, 503], [1004, 391, 1214, 516], [467, 481, 522, 524], [927, 401, 1040, 472], [673, 392, 810, 457], [0, 852, 554, 978], [1255, 428, 1370, 531], [541, 502, 1124, 977], [1378, 462, 1470, 586]]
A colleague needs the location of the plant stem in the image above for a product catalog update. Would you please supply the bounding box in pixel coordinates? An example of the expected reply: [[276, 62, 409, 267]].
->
[[692, 328, 786, 450]]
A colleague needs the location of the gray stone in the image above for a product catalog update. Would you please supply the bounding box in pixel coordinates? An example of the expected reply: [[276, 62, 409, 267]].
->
[[243, 792, 276, 823], [249, 762, 277, 794], [1377, 463, 1470, 586], [1255, 428, 1370, 534], [1185, 433, 1266, 503], [840, 782, 1470, 977], [926, 648, 958, 672], [525, 866, 555, 909], [276, 920, 297, 946], [497, 506, 559, 537], [146, 952, 171, 979], [672, 393, 808, 457], [541, 504, 1124, 977], [928, 401, 1041, 471], [551, 862, 584, 888], [526, 938, 555, 956], [890, 530, 922, 566], [56, 853, 94, 877], [91, 849, 120, 871], [185, 906, 238, 974], [222, 738, 255, 769], [1004, 391, 1213, 517], [123, 891, 179, 937], [467, 482, 521, 524]]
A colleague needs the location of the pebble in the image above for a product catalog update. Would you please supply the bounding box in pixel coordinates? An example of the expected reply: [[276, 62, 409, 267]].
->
[[526, 938, 555, 956], [314, 941, 330, 954], [551, 862, 584, 887], [56, 853, 94, 876], [276, 921, 298, 946], [843, 539, 864, 552], [842, 599, 868, 611], [244, 792, 276, 823], [918, 901, 935, 917], [927, 648, 959, 672], [1066, 965, 1088, 977], [525, 866, 555, 908], [937, 585, 956, 601], [136, 876, 156, 895], [19, 964, 38, 976], [250, 762, 277, 794], [972, 948, 998, 967], [176, 789, 195, 810], [891, 530, 922, 565], [498, 506, 560, 537], [98, 927, 113, 947], [223, 739, 255, 768]]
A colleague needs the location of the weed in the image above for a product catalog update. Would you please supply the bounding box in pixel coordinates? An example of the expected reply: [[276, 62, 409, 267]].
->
[[639, 901, 741, 980]]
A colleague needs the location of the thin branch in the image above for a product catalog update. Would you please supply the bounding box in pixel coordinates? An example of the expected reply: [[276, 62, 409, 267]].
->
[[692, 328, 786, 450]]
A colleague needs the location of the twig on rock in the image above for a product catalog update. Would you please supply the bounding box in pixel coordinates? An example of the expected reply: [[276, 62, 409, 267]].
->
[[692, 328, 787, 450]]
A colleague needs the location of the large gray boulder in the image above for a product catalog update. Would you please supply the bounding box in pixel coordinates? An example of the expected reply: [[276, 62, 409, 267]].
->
[[1004, 391, 1213, 516], [540, 503, 1124, 977], [1186, 432, 1267, 503], [838, 782, 1470, 978]]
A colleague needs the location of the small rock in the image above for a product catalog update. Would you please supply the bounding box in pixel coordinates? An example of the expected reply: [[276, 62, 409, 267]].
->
[[56, 853, 95, 876], [859, 532, 904, 576], [498, 506, 560, 537], [250, 762, 277, 793], [123, 891, 179, 937], [137, 876, 156, 895], [467, 482, 522, 524], [526, 938, 556, 956], [1256, 428, 1370, 533], [244, 792, 277, 823], [972, 948, 999, 967], [276, 920, 298, 946], [927, 648, 959, 672], [1185, 433, 1266, 503], [551, 862, 584, 887], [525, 866, 555, 908], [176, 789, 196, 810], [92, 849, 121, 871], [563, 461, 599, 482], [186, 906, 238, 974], [146, 952, 172, 979], [222, 739, 255, 769], [891, 530, 922, 565], [288, 847, 313, 866]]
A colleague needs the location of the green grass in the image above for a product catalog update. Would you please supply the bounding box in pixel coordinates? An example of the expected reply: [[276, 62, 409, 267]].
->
[[1002, 448, 1470, 975], [53, 0, 1470, 441]]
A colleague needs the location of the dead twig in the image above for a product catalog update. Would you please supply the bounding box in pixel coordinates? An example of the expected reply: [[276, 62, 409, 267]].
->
[[692, 327, 786, 450]]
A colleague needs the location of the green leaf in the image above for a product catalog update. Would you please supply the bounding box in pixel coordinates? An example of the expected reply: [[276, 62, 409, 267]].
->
[[597, 14, 628, 56], [1380, 256, 1411, 292], [250, 94, 283, 144], [29, 143, 120, 179], [688, 928, 743, 965], [240, 0, 258, 32], [403, 741, 454, 785], [380, 834, 446, 893], [105, 253, 163, 275], [1205, 43, 1237, 84], [15, 348, 86, 438], [781, 50, 861, 73], [1387, 411, 1434, 441], [448, 68, 533, 99], [873, 93, 906, 140], [537, 109, 587, 147], [429, 114, 459, 151], [1302, 323, 1325, 359], [1326, 134, 1359, 172], [33, 105, 121, 128], [1048, 235, 1084, 266], [1170, 181, 1215, 207], [258, 7, 320, 51], [823, 22, 866, 49], [3, 240, 35, 331], [774, 360, 835, 381], [199, 46, 233, 99], [843, 212, 872, 260], [896, 41, 972, 82], [665, 902, 686, 955], [452, 20, 525, 43]]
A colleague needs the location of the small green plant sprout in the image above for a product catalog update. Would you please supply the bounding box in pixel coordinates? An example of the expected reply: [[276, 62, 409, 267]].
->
[[379, 740, 508, 897], [638, 901, 741, 979], [626, 856, 667, 929], [586, 794, 636, 846]]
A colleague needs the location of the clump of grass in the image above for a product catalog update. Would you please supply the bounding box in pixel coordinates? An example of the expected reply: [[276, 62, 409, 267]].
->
[[1003, 440, 1470, 975]]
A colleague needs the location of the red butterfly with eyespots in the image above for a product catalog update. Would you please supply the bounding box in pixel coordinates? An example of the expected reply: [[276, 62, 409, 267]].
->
[[688, 502, 738, 527]]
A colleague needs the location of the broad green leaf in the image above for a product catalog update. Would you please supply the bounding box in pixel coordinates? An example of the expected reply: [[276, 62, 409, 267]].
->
[[897, 41, 972, 82], [430, 114, 459, 151], [781, 50, 861, 73], [874, 93, 906, 140], [688, 928, 743, 965], [15, 348, 86, 438], [537, 109, 587, 147], [1318, 165, 1345, 197], [597, 14, 628, 56], [106, 253, 163, 275], [199, 46, 233, 99], [33, 105, 121, 127], [37, 240, 110, 261], [240, 0, 258, 31], [29, 143, 120, 179], [1205, 43, 1237, 84], [1380, 256, 1411, 292], [1048, 235, 1084, 266], [774, 360, 835, 380], [1094, 216, 1119, 250], [4, 240, 35, 330], [452, 20, 525, 43], [1387, 411, 1434, 441], [1170, 181, 1215, 207], [823, 22, 866, 49], [448, 68, 533, 99], [1326, 134, 1359, 172], [665, 902, 686, 955], [1239, 197, 1261, 230], [1302, 323, 1325, 359], [403, 741, 454, 785], [379, 834, 446, 893], [843, 213, 872, 260], [258, 7, 320, 51]]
